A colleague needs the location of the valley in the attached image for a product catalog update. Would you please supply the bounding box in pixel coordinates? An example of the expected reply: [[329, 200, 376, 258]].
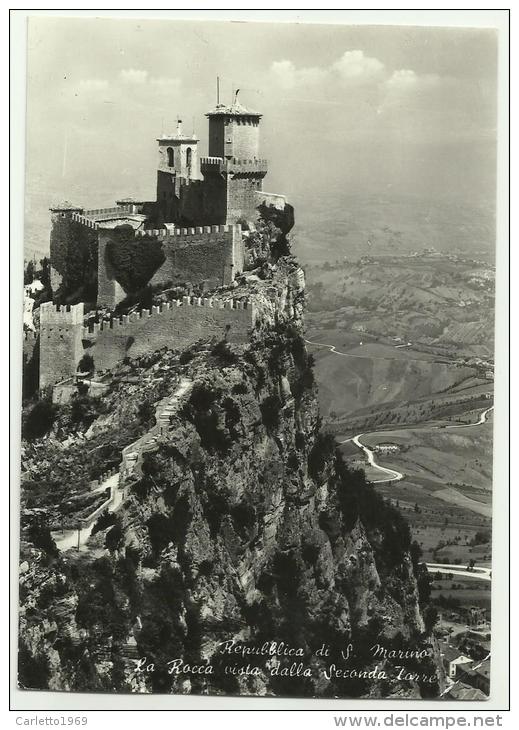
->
[[304, 248, 495, 626]]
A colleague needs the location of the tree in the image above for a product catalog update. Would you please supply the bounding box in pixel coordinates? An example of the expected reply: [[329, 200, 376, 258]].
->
[[78, 353, 94, 373], [24, 260, 36, 286], [22, 398, 58, 440], [423, 605, 439, 634]]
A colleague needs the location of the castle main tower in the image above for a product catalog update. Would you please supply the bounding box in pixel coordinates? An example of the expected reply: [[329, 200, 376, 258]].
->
[[200, 97, 268, 224]]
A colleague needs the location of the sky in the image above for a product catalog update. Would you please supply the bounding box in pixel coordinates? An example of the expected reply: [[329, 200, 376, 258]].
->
[[24, 16, 498, 256]]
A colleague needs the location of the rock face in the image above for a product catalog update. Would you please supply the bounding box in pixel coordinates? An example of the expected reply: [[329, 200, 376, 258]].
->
[[18, 218, 438, 699]]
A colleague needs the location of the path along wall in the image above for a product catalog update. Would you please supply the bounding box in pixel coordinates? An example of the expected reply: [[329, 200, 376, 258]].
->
[[83, 296, 255, 373]]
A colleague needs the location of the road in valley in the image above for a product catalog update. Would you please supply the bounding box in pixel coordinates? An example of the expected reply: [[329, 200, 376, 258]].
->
[[339, 404, 493, 485], [307, 337, 493, 484], [444, 405, 494, 429], [425, 563, 491, 581], [341, 433, 404, 484]]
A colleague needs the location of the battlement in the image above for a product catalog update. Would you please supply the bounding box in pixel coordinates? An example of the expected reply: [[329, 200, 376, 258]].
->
[[255, 191, 288, 211], [135, 223, 239, 239], [200, 157, 268, 174], [40, 301, 84, 325], [200, 156, 223, 166], [229, 157, 268, 167], [70, 213, 100, 229], [82, 296, 251, 338], [70, 205, 138, 229], [82, 204, 135, 218]]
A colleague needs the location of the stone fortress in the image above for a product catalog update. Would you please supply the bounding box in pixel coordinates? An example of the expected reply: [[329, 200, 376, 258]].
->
[[29, 93, 296, 391]]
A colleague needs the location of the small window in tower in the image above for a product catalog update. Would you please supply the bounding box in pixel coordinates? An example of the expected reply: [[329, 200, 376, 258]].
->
[[186, 147, 192, 169], [167, 147, 174, 167]]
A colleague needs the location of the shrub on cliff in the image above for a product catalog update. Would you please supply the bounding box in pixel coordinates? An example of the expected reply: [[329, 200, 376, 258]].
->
[[22, 398, 59, 441], [231, 499, 256, 538], [92, 510, 116, 535], [70, 393, 104, 428], [260, 394, 282, 431], [137, 399, 155, 427], [308, 431, 335, 481], [18, 643, 51, 690], [211, 339, 239, 365], [77, 353, 94, 373], [26, 518, 58, 561], [181, 383, 231, 454]]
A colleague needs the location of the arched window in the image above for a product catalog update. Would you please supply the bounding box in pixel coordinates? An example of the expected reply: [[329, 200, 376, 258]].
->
[[167, 147, 174, 167], [186, 147, 192, 169]]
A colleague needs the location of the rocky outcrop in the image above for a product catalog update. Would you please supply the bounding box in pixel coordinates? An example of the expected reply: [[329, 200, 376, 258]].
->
[[18, 223, 438, 698]]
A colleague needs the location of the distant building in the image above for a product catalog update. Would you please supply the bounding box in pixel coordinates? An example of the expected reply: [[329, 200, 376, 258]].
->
[[446, 684, 487, 701], [374, 442, 400, 455], [458, 660, 491, 695], [439, 643, 473, 679]]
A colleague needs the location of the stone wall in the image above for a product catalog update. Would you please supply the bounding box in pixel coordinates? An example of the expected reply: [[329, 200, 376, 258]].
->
[[97, 224, 243, 308], [83, 296, 254, 373], [49, 214, 98, 299], [39, 302, 85, 389], [227, 175, 263, 224], [147, 224, 243, 290]]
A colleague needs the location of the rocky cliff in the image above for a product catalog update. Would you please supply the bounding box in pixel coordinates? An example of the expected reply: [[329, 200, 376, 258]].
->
[[18, 215, 438, 698]]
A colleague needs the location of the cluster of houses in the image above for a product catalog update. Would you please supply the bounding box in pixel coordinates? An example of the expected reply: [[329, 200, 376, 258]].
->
[[440, 641, 490, 699], [439, 605, 491, 699]]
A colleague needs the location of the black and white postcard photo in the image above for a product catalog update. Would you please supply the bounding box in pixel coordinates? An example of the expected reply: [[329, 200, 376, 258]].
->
[[12, 10, 509, 712]]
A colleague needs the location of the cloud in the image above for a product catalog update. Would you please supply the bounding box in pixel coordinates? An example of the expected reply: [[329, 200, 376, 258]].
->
[[270, 60, 326, 90], [78, 79, 109, 91], [270, 52, 445, 104], [149, 76, 181, 88], [120, 68, 148, 84], [385, 69, 441, 91], [332, 50, 385, 81], [271, 50, 385, 90]]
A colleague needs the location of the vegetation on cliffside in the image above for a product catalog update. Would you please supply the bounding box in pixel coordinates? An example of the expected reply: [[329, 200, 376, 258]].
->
[[19, 214, 439, 698]]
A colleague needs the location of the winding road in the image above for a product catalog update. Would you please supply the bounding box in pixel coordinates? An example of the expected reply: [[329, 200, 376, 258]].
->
[[304, 337, 446, 364], [341, 404, 494, 484], [343, 434, 404, 484], [444, 405, 494, 429], [307, 336, 493, 484]]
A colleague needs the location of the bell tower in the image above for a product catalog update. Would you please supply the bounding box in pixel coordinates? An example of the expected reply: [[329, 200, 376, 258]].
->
[[156, 119, 201, 221], [157, 119, 200, 180]]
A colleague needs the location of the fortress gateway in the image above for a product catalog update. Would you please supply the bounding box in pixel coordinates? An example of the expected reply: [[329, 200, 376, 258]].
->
[[30, 96, 294, 390]]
